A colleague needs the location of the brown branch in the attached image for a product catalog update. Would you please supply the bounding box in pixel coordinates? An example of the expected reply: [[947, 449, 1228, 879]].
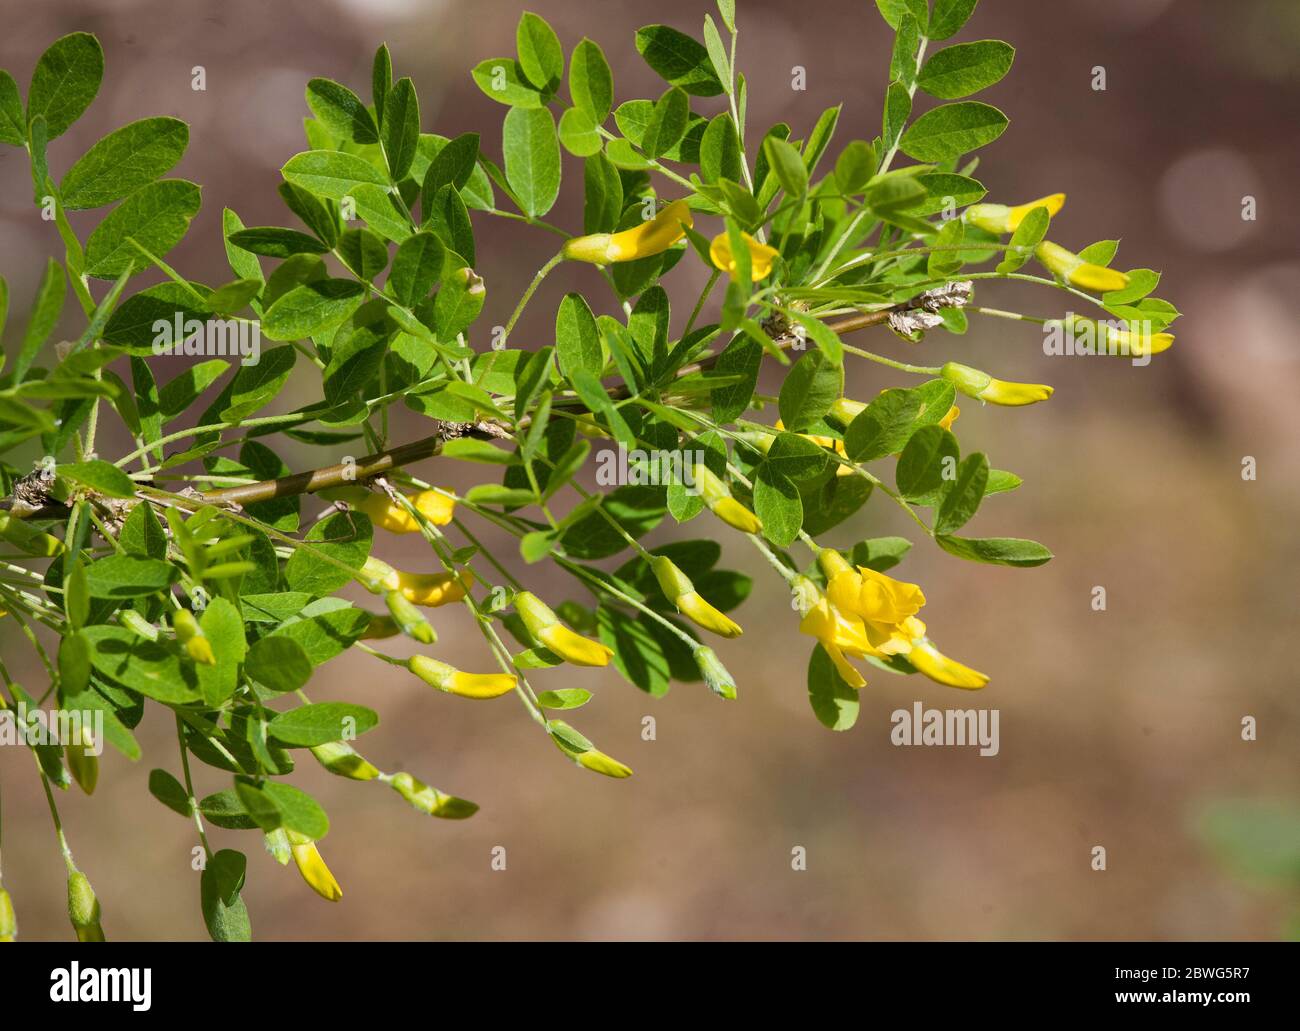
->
[[0, 295, 942, 520]]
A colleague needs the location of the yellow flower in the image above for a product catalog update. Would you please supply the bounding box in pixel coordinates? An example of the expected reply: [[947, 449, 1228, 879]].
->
[[355, 489, 457, 533], [709, 231, 780, 282], [1034, 240, 1129, 293], [651, 555, 742, 639], [408, 655, 518, 698], [939, 404, 960, 430], [515, 591, 614, 666], [562, 199, 692, 264], [396, 569, 473, 608], [905, 639, 989, 690], [941, 362, 1054, 407], [577, 749, 633, 778], [964, 193, 1066, 235], [693, 462, 763, 534], [797, 553, 989, 691], [1060, 316, 1175, 358], [288, 833, 343, 902], [310, 740, 382, 781]]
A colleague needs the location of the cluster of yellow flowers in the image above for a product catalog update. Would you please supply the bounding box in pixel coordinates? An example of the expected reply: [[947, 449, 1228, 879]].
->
[[798, 550, 987, 691]]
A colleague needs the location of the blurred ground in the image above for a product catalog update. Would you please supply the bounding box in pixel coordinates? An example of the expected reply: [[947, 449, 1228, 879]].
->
[[1, 0, 1297, 940]]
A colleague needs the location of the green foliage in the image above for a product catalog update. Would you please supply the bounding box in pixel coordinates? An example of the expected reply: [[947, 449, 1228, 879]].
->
[[0, 7, 1175, 941]]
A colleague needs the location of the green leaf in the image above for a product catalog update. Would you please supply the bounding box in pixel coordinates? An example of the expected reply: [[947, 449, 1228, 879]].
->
[[934, 452, 988, 533], [502, 106, 560, 218], [928, 0, 980, 40], [269, 702, 378, 747], [536, 688, 592, 710], [700, 113, 743, 185], [1103, 269, 1161, 306], [148, 769, 192, 817], [583, 152, 623, 234], [807, 644, 859, 731], [703, 14, 731, 87], [558, 107, 601, 157], [844, 389, 920, 461], [196, 597, 247, 705], [764, 135, 808, 199], [835, 140, 878, 193], [912, 172, 986, 215], [635, 24, 725, 97], [896, 424, 960, 500], [14, 258, 66, 381], [82, 626, 199, 703], [388, 231, 444, 307], [423, 184, 475, 266], [269, 600, 370, 666], [555, 292, 603, 379], [381, 77, 420, 181], [996, 204, 1050, 274], [0, 70, 23, 146], [928, 215, 966, 277], [60, 459, 136, 498], [201, 849, 251, 942], [422, 132, 479, 198], [516, 11, 564, 93], [935, 534, 1054, 567], [120, 500, 167, 558], [875, 0, 929, 31], [84, 555, 178, 598], [305, 77, 378, 144], [281, 149, 389, 199], [753, 463, 802, 547], [899, 102, 1008, 163], [27, 32, 103, 139], [766, 431, 831, 482], [234, 777, 329, 839], [785, 310, 845, 366], [569, 38, 613, 122], [227, 227, 328, 258], [642, 87, 691, 159], [219, 345, 296, 422], [917, 41, 1015, 100], [851, 536, 913, 572], [246, 636, 314, 694], [262, 279, 365, 341], [778, 351, 842, 432], [284, 511, 372, 596], [58, 631, 91, 696], [882, 81, 913, 152], [83, 179, 202, 279], [471, 59, 544, 108], [60, 117, 189, 209]]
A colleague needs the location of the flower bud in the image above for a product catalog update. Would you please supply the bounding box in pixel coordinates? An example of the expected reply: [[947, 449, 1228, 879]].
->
[[1034, 241, 1129, 293], [693, 464, 763, 535], [396, 569, 473, 608], [388, 771, 480, 819], [354, 489, 457, 533], [709, 231, 780, 282], [964, 193, 1065, 235], [651, 556, 742, 639], [907, 639, 989, 690], [310, 740, 381, 781], [384, 589, 436, 644], [65, 725, 98, 796], [360, 556, 400, 593], [828, 397, 867, 427], [548, 721, 633, 778], [67, 870, 105, 942], [287, 831, 342, 902], [407, 655, 518, 699], [174, 609, 215, 664], [514, 591, 614, 667], [694, 646, 737, 700], [562, 199, 692, 265], [0, 884, 17, 941], [940, 362, 1053, 407]]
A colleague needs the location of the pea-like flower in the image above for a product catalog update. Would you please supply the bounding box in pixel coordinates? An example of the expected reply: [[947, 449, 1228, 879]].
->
[[798, 551, 989, 690], [515, 591, 614, 667], [693, 462, 763, 535], [1034, 240, 1129, 293], [709, 231, 780, 282], [173, 608, 215, 665], [395, 569, 474, 608], [651, 555, 743, 639], [941, 362, 1053, 407], [288, 831, 343, 902], [964, 193, 1065, 235], [408, 655, 518, 699], [67, 870, 106, 941], [562, 199, 692, 265], [354, 489, 456, 534]]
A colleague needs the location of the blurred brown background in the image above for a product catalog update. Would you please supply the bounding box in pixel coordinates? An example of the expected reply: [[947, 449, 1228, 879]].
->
[[1, 0, 1298, 940]]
